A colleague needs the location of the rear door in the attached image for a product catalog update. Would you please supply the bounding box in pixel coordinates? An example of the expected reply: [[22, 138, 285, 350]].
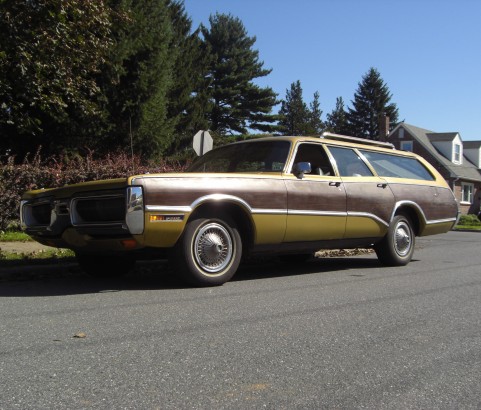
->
[[326, 146, 395, 239]]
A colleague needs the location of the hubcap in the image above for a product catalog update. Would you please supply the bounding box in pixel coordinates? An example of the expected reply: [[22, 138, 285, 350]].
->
[[194, 223, 233, 274], [394, 221, 412, 256]]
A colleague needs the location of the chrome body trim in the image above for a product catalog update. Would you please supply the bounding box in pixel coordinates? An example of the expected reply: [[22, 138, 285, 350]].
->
[[126, 186, 144, 234], [425, 217, 457, 225], [347, 212, 390, 227], [288, 210, 347, 217]]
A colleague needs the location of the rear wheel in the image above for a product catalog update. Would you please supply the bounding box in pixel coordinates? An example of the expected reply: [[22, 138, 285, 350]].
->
[[174, 215, 242, 286], [76, 254, 136, 278], [375, 214, 415, 266]]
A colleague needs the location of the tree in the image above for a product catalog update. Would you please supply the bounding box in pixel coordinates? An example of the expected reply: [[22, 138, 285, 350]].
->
[[278, 81, 323, 136], [200, 13, 277, 135], [99, 0, 175, 158], [346, 67, 399, 140], [164, 1, 210, 154], [325, 97, 349, 135], [278, 81, 309, 135], [306, 91, 325, 135], [0, 0, 113, 156]]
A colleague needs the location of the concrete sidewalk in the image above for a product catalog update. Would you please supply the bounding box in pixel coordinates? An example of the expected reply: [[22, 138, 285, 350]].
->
[[0, 241, 56, 254]]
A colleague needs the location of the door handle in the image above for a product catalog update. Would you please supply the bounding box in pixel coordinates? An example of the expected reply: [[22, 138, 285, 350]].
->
[[329, 181, 341, 187], [377, 183, 388, 189]]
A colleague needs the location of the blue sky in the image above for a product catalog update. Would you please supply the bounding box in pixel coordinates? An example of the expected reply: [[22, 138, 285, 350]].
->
[[183, 0, 481, 140]]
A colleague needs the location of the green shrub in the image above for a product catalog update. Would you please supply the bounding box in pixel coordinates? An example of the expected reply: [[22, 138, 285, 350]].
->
[[457, 214, 481, 226], [0, 149, 187, 231]]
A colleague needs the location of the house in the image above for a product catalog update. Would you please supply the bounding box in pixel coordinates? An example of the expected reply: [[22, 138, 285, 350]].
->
[[386, 122, 481, 215]]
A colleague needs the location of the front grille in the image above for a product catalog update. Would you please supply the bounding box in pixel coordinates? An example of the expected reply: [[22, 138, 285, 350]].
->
[[72, 194, 126, 225], [31, 203, 52, 225]]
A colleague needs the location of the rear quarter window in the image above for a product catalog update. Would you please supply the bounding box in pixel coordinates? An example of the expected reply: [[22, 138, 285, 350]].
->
[[360, 150, 435, 181]]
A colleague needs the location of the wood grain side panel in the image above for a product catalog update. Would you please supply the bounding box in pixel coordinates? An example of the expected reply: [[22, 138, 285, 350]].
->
[[141, 176, 287, 210], [389, 184, 458, 221], [342, 178, 395, 223], [284, 176, 346, 212]]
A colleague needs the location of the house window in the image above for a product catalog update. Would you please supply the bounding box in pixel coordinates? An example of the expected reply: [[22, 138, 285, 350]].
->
[[454, 144, 461, 163], [461, 182, 474, 204], [400, 141, 413, 151]]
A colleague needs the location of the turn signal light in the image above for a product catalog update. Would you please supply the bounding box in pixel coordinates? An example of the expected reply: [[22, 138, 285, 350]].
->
[[120, 239, 137, 250]]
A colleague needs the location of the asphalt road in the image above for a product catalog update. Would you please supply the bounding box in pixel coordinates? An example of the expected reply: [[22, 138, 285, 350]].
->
[[1, 231, 480, 409]]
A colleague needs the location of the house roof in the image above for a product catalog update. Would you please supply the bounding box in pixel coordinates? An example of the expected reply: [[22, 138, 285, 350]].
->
[[464, 140, 481, 149], [391, 123, 481, 182], [426, 132, 459, 142]]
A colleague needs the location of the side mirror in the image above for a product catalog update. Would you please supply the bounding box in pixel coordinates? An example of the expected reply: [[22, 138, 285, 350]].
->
[[293, 162, 311, 179]]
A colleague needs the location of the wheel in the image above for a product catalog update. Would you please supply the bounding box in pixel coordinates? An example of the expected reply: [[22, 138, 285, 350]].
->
[[375, 214, 415, 266], [174, 215, 242, 286], [76, 253, 136, 278]]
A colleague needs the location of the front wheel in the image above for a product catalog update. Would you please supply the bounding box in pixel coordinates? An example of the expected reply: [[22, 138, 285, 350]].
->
[[174, 216, 242, 286], [375, 215, 415, 266]]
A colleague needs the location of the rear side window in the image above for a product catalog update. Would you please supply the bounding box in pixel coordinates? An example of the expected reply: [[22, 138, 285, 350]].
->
[[360, 150, 435, 181], [328, 146, 373, 177]]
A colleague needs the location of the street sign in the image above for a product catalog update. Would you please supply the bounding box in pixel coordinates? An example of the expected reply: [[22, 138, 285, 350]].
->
[[193, 130, 213, 156]]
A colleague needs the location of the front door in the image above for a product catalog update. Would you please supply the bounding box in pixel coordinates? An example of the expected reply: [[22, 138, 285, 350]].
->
[[284, 143, 347, 242]]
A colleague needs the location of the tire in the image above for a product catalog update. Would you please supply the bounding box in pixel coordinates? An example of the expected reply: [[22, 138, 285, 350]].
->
[[375, 214, 415, 266], [76, 253, 136, 278], [174, 215, 242, 286]]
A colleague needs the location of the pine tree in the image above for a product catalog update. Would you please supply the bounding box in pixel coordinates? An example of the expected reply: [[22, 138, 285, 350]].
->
[[326, 97, 349, 135], [306, 91, 325, 135], [100, 0, 174, 158], [346, 67, 399, 140], [279, 81, 324, 136], [164, 1, 210, 153], [201, 13, 277, 135]]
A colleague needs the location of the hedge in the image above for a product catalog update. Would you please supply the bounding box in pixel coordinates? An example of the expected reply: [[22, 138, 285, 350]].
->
[[0, 150, 187, 231]]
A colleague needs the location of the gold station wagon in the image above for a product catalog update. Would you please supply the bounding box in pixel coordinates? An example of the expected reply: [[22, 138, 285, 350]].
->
[[21, 133, 459, 286]]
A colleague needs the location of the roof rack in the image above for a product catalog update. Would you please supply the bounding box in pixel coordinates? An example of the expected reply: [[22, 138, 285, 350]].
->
[[320, 132, 395, 149]]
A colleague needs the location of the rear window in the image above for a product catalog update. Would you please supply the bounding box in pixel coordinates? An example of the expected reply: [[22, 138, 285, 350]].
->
[[187, 140, 290, 173], [360, 150, 435, 181]]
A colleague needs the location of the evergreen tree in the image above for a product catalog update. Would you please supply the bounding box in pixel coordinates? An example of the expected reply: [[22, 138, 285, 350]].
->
[[346, 67, 399, 140], [201, 13, 277, 135], [278, 81, 309, 135], [100, 0, 174, 158], [306, 91, 325, 135], [0, 0, 112, 156], [278, 81, 324, 136], [326, 97, 349, 135], [165, 1, 210, 154]]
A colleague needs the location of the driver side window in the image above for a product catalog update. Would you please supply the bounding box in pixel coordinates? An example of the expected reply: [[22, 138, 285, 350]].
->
[[293, 143, 334, 176]]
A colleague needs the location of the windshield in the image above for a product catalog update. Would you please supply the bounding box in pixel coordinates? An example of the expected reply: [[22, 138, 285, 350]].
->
[[187, 140, 291, 173]]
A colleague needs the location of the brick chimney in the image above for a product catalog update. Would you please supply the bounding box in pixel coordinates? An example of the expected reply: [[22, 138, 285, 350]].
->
[[379, 114, 390, 141]]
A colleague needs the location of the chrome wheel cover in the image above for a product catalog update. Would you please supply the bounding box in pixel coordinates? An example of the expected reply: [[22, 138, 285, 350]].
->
[[193, 222, 233, 275], [394, 221, 412, 257]]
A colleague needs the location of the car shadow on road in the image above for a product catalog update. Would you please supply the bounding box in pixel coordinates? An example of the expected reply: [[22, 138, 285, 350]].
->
[[0, 256, 383, 298]]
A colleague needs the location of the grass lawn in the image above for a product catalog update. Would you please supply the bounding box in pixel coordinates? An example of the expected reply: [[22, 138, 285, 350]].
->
[[0, 248, 75, 266], [454, 225, 481, 231], [0, 231, 32, 242]]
